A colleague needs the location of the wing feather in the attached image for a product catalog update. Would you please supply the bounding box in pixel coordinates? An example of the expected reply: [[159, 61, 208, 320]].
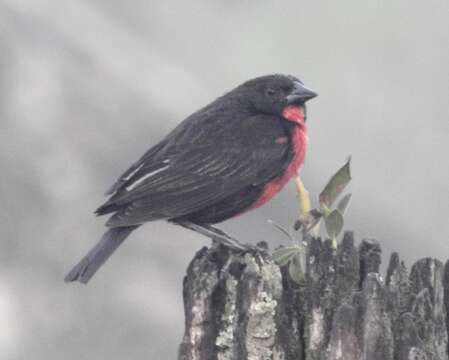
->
[[98, 114, 294, 227]]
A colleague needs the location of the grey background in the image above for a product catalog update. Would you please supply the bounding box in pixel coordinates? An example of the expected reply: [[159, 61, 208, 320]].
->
[[1, 1, 448, 359]]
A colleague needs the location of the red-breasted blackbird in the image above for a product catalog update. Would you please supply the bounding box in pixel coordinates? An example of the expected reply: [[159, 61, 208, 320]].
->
[[65, 74, 317, 283]]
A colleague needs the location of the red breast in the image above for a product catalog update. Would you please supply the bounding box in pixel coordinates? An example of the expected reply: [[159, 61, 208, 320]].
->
[[248, 105, 308, 210]]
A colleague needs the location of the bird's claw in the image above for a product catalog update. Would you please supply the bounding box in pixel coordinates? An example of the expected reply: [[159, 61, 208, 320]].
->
[[173, 220, 261, 253], [211, 235, 259, 253]]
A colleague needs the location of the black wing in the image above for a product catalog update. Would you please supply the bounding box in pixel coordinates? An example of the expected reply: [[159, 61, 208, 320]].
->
[[104, 139, 169, 196], [97, 113, 293, 227]]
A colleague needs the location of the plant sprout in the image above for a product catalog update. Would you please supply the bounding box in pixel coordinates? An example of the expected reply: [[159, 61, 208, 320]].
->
[[272, 157, 352, 283]]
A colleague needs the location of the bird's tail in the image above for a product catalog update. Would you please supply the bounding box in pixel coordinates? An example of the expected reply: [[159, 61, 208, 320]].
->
[[64, 225, 139, 284]]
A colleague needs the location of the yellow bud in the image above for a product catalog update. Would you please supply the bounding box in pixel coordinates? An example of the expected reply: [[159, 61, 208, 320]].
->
[[295, 176, 311, 222]]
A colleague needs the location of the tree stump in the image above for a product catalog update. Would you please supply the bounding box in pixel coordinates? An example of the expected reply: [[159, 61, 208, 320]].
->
[[178, 232, 449, 360]]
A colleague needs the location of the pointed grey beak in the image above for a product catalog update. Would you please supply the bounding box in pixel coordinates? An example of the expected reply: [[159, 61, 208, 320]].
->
[[286, 81, 318, 104]]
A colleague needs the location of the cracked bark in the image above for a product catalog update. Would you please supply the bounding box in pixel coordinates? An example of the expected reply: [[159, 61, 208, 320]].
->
[[178, 232, 449, 360]]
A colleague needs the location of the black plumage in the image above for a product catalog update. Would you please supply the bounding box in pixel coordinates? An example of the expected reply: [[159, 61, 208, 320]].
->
[[98, 113, 294, 226], [65, 74, 317, 283]]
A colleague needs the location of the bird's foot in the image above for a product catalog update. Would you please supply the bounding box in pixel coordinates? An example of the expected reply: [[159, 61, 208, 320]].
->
[[173, 220, 258, 252]]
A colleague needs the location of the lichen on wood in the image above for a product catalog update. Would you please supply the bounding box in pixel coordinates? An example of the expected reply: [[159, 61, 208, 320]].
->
[[178, 233, 449, 360]]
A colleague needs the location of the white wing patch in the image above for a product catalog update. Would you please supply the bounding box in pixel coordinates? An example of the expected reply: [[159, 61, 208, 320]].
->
[[123, 163, 144, 181], [125, 165, 170, 191]]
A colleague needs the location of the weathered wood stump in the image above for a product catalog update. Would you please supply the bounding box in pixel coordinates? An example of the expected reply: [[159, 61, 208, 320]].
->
[[178, 232, 449, 360]]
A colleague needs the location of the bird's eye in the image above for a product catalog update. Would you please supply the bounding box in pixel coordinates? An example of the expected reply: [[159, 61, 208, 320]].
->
[[266, 88, 277, 96]]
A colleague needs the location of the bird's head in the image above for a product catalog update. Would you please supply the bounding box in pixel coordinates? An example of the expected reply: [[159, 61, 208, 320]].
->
[[233, 74, 318, 124]]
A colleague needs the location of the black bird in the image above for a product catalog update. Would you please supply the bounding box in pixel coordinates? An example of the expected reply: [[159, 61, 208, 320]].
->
[[65, 74, 317, 284]]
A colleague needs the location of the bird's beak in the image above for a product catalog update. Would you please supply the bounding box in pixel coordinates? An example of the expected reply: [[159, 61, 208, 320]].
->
[[286, 81, 318, 104]]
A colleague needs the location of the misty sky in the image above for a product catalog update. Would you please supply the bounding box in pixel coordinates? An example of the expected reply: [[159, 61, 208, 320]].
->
[[0, 1, 448, 359]]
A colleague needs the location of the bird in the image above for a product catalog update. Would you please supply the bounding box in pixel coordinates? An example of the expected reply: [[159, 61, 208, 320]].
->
[[65, 74, 317, 284]]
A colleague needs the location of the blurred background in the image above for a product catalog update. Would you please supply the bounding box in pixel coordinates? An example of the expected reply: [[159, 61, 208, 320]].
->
[[1, 0, 448, 358]]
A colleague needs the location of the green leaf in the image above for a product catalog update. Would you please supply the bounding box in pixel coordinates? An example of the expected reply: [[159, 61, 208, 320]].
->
[[288, 251, 306, 284], [324, 209, 344, 239], [272, 245, 302, 267], [319, 157, 352, 208], [337, 193, 352, 215], [320, 203, 331, 217]]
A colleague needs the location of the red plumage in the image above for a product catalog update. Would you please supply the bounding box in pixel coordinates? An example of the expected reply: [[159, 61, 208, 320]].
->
[[247, 105, 307, 211]]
